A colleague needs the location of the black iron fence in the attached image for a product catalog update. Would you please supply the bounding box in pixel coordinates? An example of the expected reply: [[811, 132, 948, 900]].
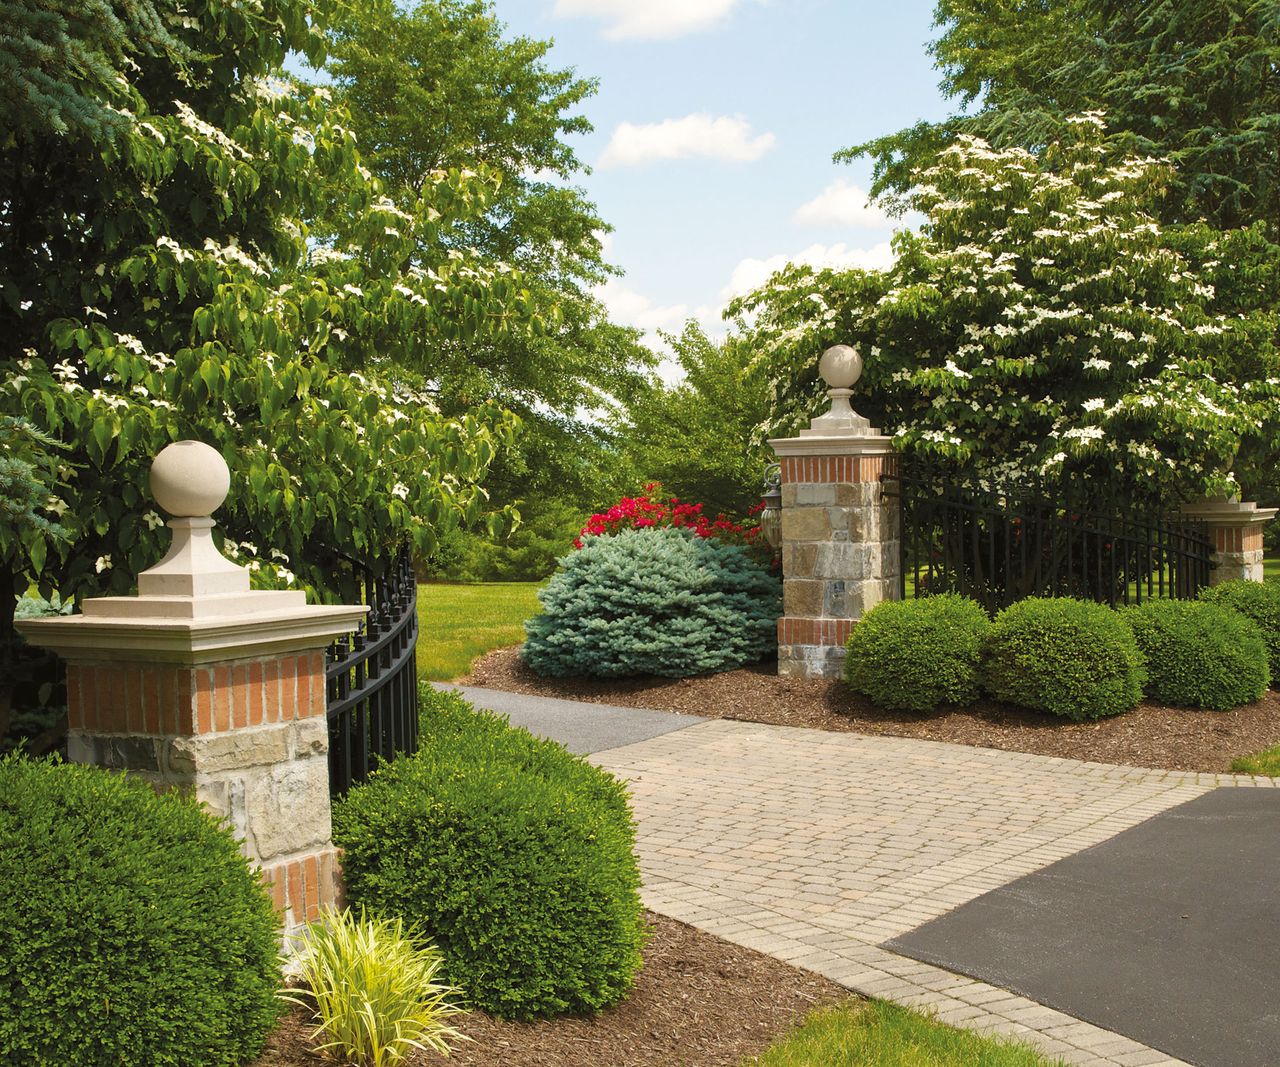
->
[[887, 463, 1214, 613], [326, 551, 419, 795]]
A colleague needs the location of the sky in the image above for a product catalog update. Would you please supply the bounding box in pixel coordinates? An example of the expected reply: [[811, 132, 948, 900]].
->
[[490, 0, 954, 363]]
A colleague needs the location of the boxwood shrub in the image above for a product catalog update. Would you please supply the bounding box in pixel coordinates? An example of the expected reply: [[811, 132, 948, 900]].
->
[[1199, 579, 1280, 685], [981, 597, 1146, 721], [333, 688, 646, 1020], [1123, 599, 1269, 709], [843, 594, 990, 712], [0, 755, 283, 1066], [523, 526, 781, 678]]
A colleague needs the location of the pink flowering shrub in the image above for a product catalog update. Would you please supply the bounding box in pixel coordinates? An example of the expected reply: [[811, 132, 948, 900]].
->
[[575, 484, 762, 551]]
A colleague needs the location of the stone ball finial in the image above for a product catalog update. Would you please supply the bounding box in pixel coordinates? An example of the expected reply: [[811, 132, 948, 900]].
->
[[150, 441, 230, 518], [819, 344, 862, 390]]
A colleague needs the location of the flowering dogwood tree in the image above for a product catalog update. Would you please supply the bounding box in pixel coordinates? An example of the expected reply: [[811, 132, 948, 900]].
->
[[0, 0, 553, 695], [734, 115, 1280, 505]]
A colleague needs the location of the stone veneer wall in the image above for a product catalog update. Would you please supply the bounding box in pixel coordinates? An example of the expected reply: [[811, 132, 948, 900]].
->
[[64, 650, 339, 931], [776, 451, 900, 678]]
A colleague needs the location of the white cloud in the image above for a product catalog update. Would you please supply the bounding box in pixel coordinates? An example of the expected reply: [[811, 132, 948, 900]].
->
[[722, 242, 896, 301], [553, 0, 740, 40], [594, 278, 723, 380], [599, 113, 775, 168], [793, 179, 890, 228]]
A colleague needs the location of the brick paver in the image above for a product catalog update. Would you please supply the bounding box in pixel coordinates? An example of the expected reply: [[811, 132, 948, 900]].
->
[[592, 719, 1272, 1067]]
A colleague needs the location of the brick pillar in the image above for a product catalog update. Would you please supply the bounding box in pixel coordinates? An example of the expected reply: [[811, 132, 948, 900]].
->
[[17, 442, 365, 936], [770, 346, 901, 679], [1181, 498, 1277, 585]]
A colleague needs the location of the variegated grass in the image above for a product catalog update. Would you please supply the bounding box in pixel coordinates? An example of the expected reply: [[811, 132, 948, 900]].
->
[[285, 907, 466, 1066]]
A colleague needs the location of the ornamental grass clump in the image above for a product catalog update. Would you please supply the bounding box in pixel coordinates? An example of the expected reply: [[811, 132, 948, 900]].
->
[[286, 908, 464, 1067], [981, 597, 1146, 721], [333, 688, 646, 1020], [843, 594, 990, 712], [0, 755, 283, 1066], [1123, 599, 1269, 709], [1198, 579, 1280, 685], [523, 526, 780, 678]]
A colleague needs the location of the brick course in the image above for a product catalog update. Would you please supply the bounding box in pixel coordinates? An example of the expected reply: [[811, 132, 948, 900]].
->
[[66, 651, 326, 738]]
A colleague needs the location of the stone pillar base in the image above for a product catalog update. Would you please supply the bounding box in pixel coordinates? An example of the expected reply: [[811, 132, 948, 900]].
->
[[61, 649, 342, 937], [778, 618, 854, 679]]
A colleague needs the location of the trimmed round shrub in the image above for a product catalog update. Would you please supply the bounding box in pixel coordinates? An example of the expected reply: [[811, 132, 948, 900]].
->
[[981, 597, 1146, 721], [522, 525, 781, 678], [333, 688, 646, 1020], [1123, 599, 1269, 709], [1199, 579, 1280, 685], [843, 594, 990, 712], [0, 755, 283, 1066]]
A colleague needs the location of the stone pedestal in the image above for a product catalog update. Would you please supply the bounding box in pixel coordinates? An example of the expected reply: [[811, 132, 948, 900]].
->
[[17, 442, 365, 935], [770, 346, 901, 679], [1181, 498, 1278, 585]]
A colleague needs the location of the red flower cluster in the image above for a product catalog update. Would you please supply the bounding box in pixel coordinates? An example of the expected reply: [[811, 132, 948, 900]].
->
[[574, 484, 760, 550]]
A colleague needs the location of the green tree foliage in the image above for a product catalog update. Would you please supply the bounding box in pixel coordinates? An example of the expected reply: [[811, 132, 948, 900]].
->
[[325, 0, 653, 415], [0, 417, 66, 737], [844, 0, 1280, 236], [736, 120, 1280, 506], [324, 0, 655, 571], [623, 324, 773, 516], [0, 0, 185, 137], [0, 0, 552, 704]]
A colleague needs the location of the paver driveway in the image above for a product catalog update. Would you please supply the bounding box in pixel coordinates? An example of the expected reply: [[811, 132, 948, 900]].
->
[[588, 717, 1275, 1067]]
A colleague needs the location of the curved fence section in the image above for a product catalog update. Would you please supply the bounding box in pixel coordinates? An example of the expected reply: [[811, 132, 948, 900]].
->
[[325, 551, 419, 795]]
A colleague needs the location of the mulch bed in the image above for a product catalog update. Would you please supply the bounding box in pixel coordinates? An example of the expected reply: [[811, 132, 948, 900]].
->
[[253, 912, 849, 1067], [467, 646, 1280, 773]]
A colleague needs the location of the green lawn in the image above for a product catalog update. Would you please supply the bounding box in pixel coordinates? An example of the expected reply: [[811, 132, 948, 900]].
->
[[1266, 557, 1279, 582], [748, 1001, 1065, 1067], [415, 582, 543, 681], [1231, 744, 1280, 777]]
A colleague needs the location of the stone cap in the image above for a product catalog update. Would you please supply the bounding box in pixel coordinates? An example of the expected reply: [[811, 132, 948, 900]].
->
[[16, 603, 368, 664], [1180, 498, 1278, 528], [769, 433, 896, 458]]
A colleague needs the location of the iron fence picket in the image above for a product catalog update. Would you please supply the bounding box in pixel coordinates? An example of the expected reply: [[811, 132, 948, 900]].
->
[[325, 550, 419, 795], [885, 462, 1214, 613]]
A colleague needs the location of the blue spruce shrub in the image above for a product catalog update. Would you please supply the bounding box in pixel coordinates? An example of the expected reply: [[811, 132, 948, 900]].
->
[[522, 526, 781, 678], [1123, 598, 1269, 709], [0, 756, 283, 1066], [843, 594, 990, 712], [334, 688, 646, 1019], [981, 597, 1146, 721]]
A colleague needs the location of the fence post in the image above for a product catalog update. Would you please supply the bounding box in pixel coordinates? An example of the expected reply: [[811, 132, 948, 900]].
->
[[1180, 498, 1277, 585], [769, 346, 900, 679], [16, 441, 366, 936]]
